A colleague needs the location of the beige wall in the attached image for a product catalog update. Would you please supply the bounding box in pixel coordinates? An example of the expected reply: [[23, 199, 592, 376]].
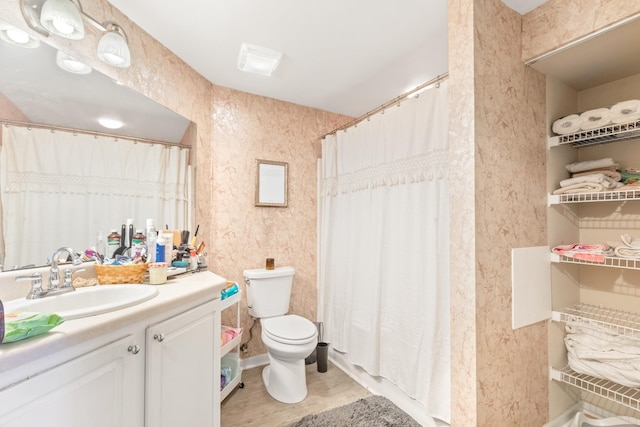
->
[[211, 87, 349, 355], [448, 0, 548, 425]]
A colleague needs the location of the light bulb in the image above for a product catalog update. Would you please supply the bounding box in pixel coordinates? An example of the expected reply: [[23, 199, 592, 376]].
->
[[6, 28, 29, 44]]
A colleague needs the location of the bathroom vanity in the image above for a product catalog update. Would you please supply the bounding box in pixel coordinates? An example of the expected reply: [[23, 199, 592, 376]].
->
[[0, 270, 227, 427]]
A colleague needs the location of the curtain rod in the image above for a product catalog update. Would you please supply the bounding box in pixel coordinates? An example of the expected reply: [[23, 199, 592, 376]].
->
[[0, 119, 191, 149], [322, 72, 448, 138]]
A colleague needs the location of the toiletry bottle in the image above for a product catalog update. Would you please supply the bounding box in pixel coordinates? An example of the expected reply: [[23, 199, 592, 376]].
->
[[132, 229, 145, 247], [96, 231, 106, 258], [162, 230, 173, 263], [146, 219, 157, 263], [107, 229, 120, 258], [155, 233, 166, 263]]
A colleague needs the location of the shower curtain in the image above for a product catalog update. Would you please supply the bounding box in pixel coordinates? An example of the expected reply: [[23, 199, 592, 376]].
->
[[318, 80, 450, 422]]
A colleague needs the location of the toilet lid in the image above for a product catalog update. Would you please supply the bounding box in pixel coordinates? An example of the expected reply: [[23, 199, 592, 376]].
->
[[262, 315, 317, 343]]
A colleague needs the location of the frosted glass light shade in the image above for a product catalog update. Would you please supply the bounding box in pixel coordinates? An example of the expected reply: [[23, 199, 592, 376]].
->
[[238, 43, 282, 76], [97, 30, 130, 68], [40, 0, 84, 40], [56, 50, 91, 74], [0, 20, 40, 48]]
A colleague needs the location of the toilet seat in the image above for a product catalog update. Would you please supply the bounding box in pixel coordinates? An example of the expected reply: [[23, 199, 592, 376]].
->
[[262, 315, 317, 345]]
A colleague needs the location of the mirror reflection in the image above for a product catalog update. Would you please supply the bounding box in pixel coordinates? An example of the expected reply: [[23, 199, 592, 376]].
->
[[0, 34, 194, 271]]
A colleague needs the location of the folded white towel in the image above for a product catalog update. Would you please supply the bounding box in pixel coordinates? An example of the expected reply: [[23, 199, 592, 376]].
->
[[571, 169, 622, 181], [580, 108, 612, 130], [552, 183, 606, 195], [610, 99, 640, 124], [566, 157, 618, 173], [565, 322, 640, 387], [614, 246, 640, 258], [559, 173, 621, 189], [552, 114, 582, 135]]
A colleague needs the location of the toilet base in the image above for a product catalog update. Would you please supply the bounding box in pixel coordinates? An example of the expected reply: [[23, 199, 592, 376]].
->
[[262, 356, 308, 404]]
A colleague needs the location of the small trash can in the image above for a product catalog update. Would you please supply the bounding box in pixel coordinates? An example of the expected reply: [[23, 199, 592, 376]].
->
[[316, 342, 329, 373]]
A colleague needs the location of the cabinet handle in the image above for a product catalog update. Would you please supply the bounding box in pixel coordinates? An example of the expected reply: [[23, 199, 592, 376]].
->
[[127, 344, 141, 355], [154, 333, 165, 342]]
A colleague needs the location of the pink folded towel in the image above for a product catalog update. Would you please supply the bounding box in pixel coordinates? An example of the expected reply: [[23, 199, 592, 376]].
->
[[552, 243, 612, 263]]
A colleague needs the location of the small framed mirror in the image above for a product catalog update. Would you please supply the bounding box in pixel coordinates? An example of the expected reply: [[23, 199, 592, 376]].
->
[[255, 159, 288, 207]]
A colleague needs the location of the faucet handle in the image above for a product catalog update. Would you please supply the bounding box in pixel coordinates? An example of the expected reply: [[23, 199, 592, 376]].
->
[[63, 267, 86, 288], [16, 273, 43, 299]]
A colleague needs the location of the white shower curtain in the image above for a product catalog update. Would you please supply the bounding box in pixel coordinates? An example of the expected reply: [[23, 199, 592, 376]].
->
[[318, 81, 450, 422], [0, 126, 190, 269]]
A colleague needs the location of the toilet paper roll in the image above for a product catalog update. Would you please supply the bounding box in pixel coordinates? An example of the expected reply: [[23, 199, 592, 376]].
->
[[610, 99, 640, 124], [579, 108, 612, 130], [552, 114, 582, 135]]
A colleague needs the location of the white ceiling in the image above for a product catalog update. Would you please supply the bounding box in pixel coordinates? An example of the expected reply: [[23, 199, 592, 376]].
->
[[0, 0, 548, 143], [107, 0, 547, 118]]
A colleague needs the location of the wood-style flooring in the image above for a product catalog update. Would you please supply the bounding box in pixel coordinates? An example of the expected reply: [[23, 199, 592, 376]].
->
[[220, 362, 371, 427]]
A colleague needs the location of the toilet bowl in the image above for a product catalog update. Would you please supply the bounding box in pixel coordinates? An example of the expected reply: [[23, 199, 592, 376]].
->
[[260, 314, 317, 403], [244, 266, 318, 403]]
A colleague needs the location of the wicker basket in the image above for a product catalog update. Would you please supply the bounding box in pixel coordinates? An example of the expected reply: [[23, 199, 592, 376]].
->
[[95, 263, 147, 285]]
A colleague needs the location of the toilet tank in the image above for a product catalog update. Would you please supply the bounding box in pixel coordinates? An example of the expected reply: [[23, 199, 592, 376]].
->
[[244, 266, 295, 318]]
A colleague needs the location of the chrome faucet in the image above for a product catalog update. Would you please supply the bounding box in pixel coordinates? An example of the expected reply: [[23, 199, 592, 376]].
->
[[16, 247, 84, 299], [49, 247, 82, 292]]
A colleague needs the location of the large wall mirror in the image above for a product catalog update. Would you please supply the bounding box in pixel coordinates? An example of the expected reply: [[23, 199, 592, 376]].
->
[[0, 33, 195, 271]]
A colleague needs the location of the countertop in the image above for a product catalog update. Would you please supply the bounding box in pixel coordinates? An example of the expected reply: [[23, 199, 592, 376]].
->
[[0, 270, 227, 378]]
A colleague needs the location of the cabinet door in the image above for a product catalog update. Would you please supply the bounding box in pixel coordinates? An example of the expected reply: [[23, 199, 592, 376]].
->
[[145, 301, 219, 427], [0, 334, 144, 427]]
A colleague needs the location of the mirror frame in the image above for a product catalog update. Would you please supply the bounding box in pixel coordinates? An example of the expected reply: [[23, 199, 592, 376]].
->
[[255, 159, 288, 207]]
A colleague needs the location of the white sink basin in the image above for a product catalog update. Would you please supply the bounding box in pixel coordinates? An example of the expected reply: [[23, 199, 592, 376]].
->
[[4, 285, 159, 320]]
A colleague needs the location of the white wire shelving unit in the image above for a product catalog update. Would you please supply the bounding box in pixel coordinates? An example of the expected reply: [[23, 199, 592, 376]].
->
[[551, 304, 640, 411], [548, 189, 640, 206], [548, 120, 640, 149], [550, 253, 640, 270], [548, 120, 640, 206]]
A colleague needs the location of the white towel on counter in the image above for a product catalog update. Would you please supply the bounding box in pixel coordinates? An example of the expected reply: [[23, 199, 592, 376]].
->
[[565, 322, 640, 388], [566, 157, 618, 173], [579, 108, 612, 130], [552, 114, 582, 135], [610, 99, 640, 124]]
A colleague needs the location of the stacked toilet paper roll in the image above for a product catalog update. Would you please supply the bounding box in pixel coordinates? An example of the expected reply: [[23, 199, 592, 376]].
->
[[551, 99, 640, 135]]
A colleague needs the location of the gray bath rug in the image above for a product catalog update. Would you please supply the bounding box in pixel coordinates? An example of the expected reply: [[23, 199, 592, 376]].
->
[[286, 395, 421, 427]]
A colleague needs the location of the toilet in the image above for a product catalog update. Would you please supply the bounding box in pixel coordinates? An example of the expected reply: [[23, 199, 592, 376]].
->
[[243, 266, 318, 403]]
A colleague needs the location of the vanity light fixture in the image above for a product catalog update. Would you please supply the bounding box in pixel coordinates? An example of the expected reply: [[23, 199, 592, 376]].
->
[[237, 43, 282, 77], [19, 0, 132, 68], [0, 19, 40, 48], [97, 22, 130, 68], [56, 49, 91, 74], [39, 0, 84, 40]]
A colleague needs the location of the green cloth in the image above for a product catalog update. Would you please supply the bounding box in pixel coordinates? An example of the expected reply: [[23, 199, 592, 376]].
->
[[2, 312, 64, 343]]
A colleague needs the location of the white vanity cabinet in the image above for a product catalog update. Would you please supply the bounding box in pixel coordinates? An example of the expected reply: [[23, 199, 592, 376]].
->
[[0, 333, 145, 427], [145, 300, 220, 427], [0, 271, 227, 427]]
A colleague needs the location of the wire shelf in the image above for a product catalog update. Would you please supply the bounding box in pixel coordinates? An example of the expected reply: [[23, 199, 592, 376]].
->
[[548, 189, 640, 205], [549, 120, 640, 148], [551, 253, 640, 270], [551, 366, 640, 412], [552, 304, 640, 339]]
